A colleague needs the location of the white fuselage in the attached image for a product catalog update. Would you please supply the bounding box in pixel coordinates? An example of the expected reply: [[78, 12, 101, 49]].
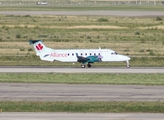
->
[[42, 48, 130, 62]]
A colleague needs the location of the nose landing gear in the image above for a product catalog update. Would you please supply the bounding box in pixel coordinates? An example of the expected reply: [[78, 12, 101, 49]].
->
[[126, 61, 130, 68]]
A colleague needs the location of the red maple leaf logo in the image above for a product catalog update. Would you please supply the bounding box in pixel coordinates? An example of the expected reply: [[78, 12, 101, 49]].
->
[[36, 43, 43, 50]]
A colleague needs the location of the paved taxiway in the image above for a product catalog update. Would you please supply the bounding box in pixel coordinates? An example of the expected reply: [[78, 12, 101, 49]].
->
[[0, 11, 164, 16], [1, 83, 164, 101], [1, 113, 164, 120], [0, 67, 164, 73]]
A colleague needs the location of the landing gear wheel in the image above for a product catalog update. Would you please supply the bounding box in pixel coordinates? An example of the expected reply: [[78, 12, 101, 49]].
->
[[87, 63, 92, 68], [127, 65, 130, 68], [81, 64, 85, 68]]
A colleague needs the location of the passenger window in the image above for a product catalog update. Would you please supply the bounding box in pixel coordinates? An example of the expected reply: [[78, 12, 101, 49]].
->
[[72, 53, 74, 56]]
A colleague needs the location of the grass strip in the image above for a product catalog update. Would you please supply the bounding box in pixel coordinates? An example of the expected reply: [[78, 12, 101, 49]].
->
[[0, 101, 164, 113], [0, 15, 164, 58], [0, 73, 164, 85]]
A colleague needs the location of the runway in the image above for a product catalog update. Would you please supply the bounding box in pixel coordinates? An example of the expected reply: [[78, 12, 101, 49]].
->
[[0, 11, 164, 16], [0, 67, 164, 73], [2, 67, 163, 102], [1, 83, 164, 101], [1, 112, 164, 120]]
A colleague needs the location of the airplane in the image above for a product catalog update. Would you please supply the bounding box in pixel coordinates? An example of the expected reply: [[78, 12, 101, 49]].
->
[[29, 40, 131, 68]]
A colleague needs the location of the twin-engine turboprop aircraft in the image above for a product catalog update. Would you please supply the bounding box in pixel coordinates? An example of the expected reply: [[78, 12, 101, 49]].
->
[[29, 40, 131, 68]]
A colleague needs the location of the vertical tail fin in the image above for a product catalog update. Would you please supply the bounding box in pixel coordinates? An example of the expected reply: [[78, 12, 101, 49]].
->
[[29, 40, 48, 56]]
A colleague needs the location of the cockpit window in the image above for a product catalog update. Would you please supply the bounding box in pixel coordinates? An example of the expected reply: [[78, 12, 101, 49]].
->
[[111, 52, 118, 55]]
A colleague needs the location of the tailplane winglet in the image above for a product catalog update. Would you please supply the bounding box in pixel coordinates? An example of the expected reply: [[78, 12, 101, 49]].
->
[[29, 40, 42, 45]]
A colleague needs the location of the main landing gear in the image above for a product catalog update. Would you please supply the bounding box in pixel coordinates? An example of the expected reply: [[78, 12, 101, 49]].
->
[[87, 63, 92, 68], [126, 60, 130, 68], [81, 63, 92, 68], [81, 64, 85, 68]]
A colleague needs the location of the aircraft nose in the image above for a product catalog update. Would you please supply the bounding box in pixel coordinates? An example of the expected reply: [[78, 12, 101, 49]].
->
[[121, 55, 131, 61], [126, 56, 131, 61]]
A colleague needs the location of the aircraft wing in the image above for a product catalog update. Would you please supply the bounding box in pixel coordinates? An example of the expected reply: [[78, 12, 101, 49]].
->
[[76, 55, 90, 64], [76, 53, 102, 64]]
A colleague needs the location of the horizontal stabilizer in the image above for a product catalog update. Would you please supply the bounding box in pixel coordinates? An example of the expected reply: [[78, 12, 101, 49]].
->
[[39, 54, 54, 62]]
